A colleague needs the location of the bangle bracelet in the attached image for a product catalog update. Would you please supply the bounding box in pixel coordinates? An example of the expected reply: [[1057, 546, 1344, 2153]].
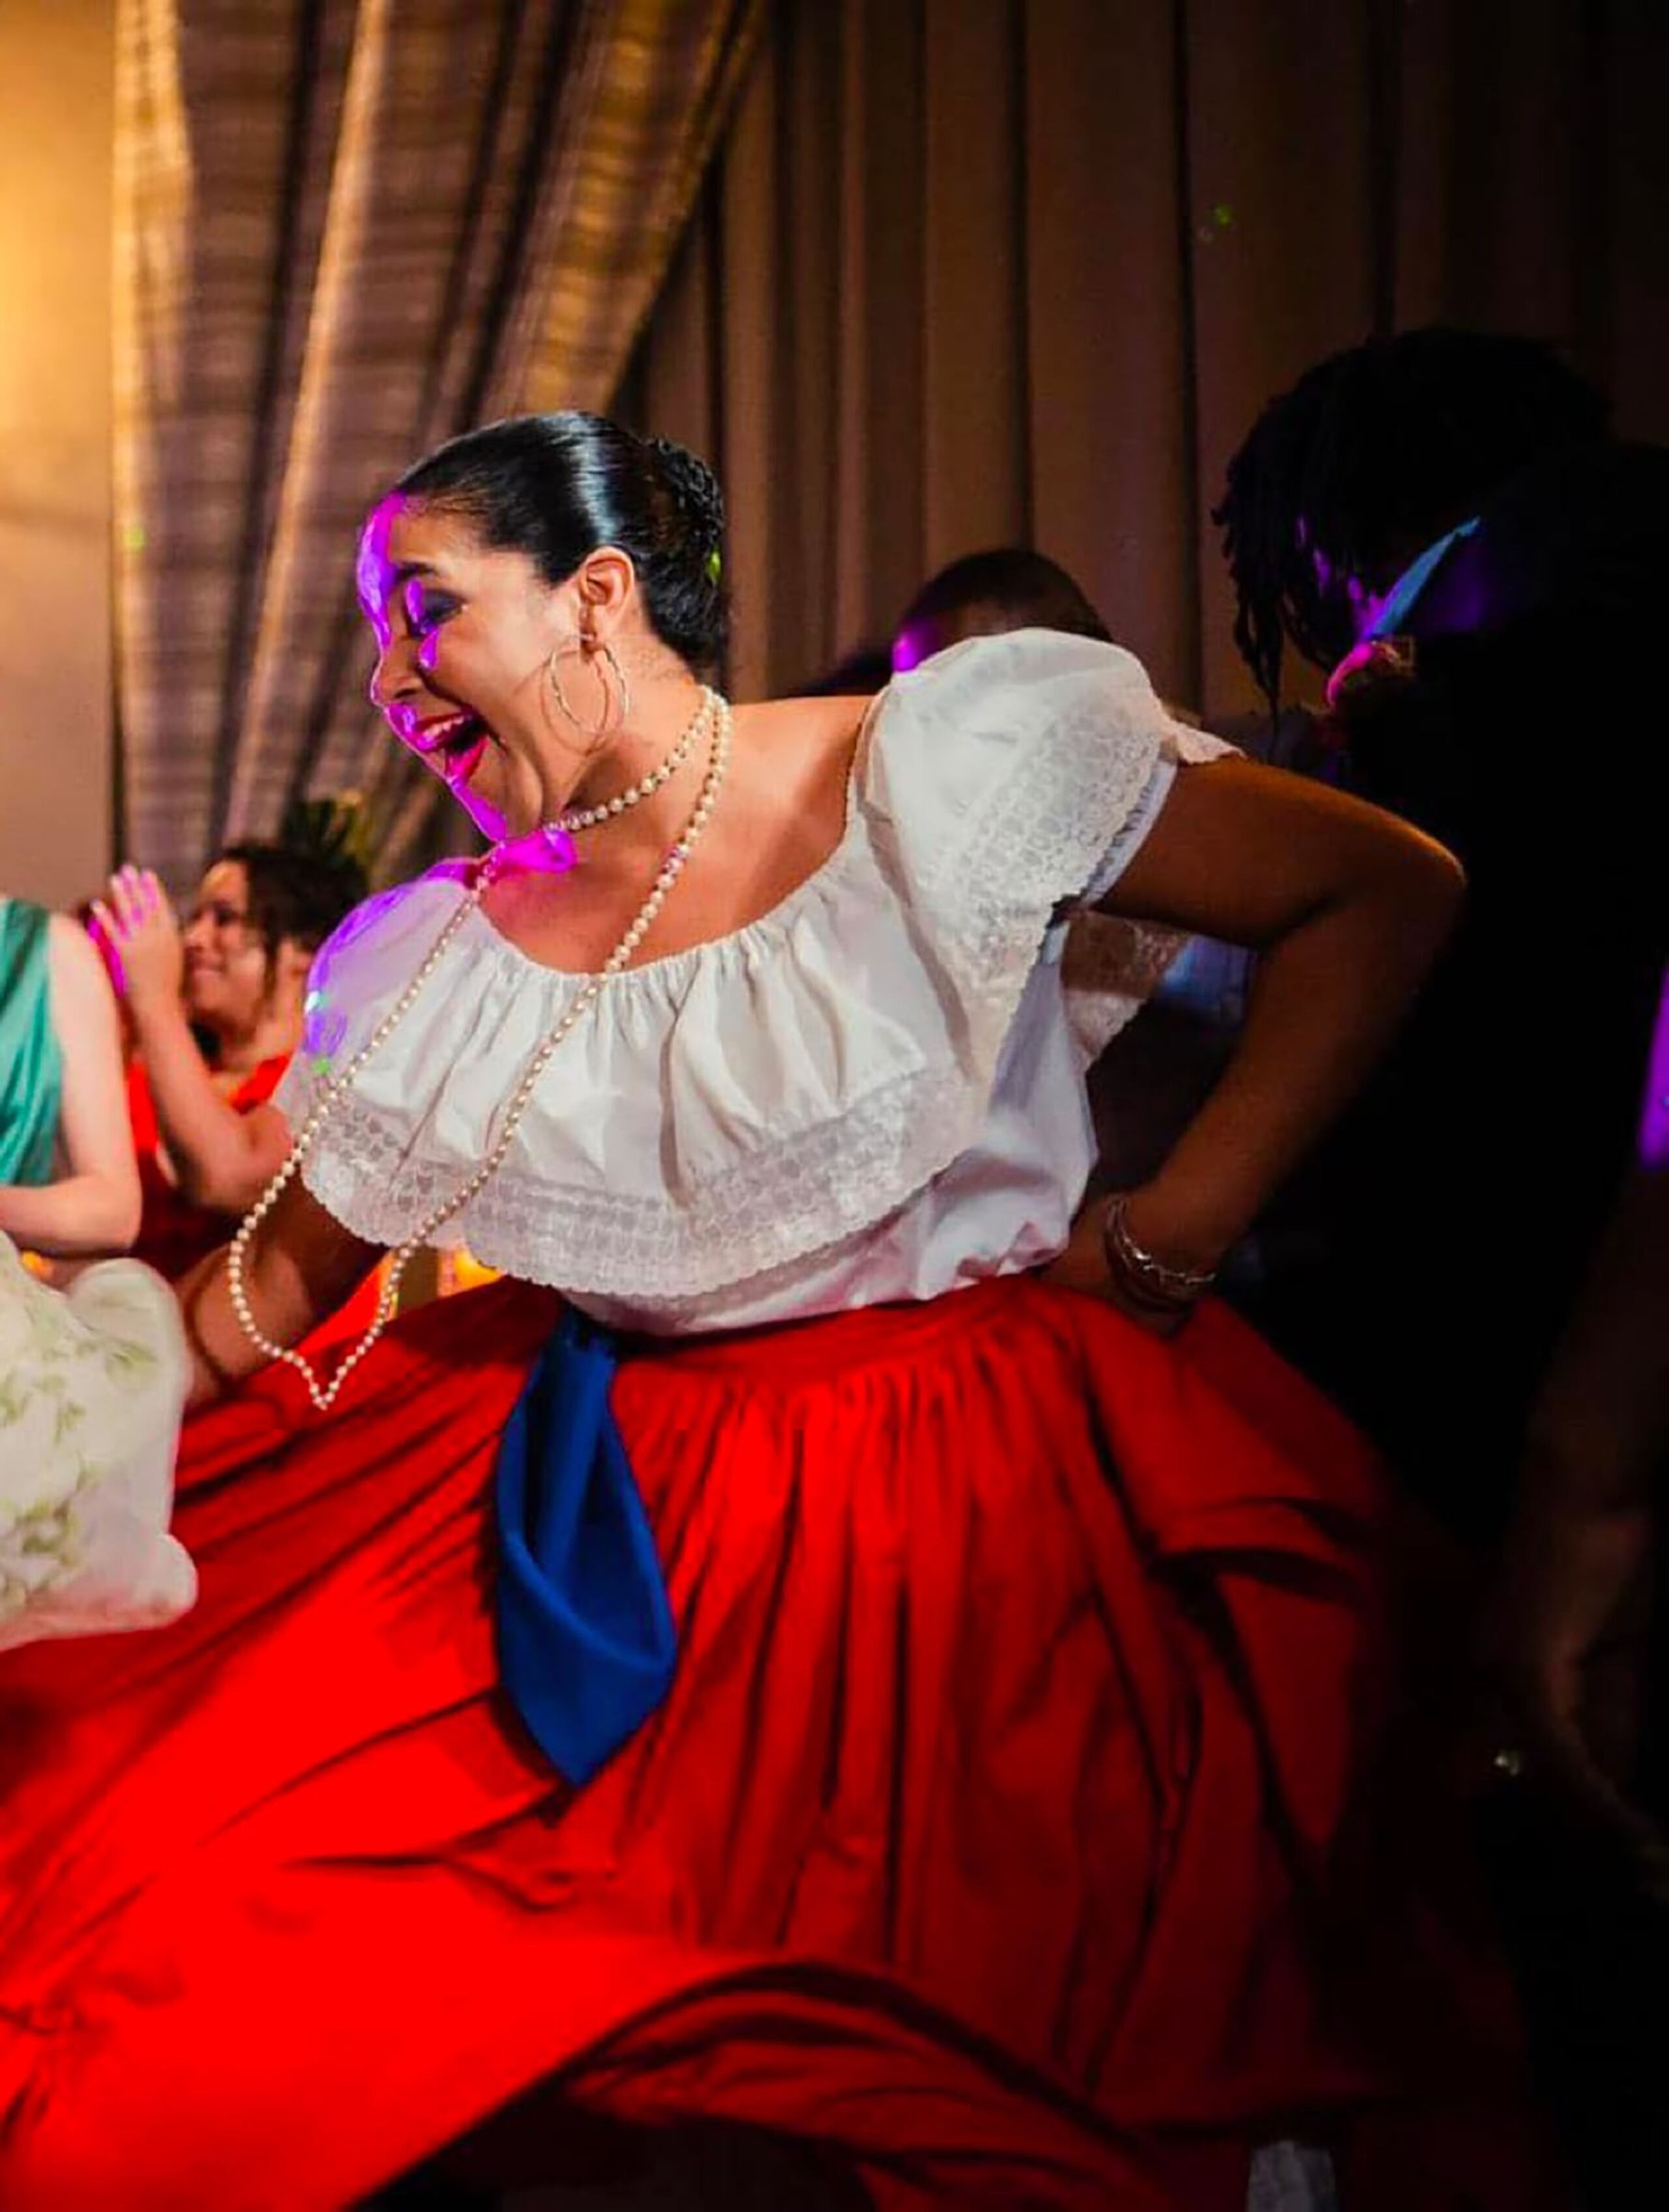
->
[[1102, 1194, 1217, 1307]]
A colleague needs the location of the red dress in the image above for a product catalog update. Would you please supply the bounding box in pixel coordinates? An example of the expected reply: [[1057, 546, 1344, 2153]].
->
[[0, 1282, 1537, 2208], [0, 637, 1540, 2207]]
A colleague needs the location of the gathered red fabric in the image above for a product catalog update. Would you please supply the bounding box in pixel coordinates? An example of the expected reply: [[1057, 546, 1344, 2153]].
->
[[0, 1277, 1537, 2207]]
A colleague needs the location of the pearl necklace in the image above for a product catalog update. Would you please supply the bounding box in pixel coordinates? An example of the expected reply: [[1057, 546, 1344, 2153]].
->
[[226, 689, 731, 1413], [550, 687, 711, 834]]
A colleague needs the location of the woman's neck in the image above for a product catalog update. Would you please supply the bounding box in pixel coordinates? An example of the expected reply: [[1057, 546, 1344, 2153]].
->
[[544, 677, 718, 861], [209, 1001, 302, 1076]]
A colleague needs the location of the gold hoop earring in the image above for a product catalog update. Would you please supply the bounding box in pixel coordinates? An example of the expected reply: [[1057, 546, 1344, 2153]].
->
[[544, 638, 630, 739], [597, 641, 632, 728]]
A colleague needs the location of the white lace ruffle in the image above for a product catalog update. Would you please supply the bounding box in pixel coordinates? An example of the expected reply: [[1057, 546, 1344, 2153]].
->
[[1065, 722, 1236, 1065], [1063, 913, 1194, 1065], [278, 630, 1204, 1320], [297, 1057, 980, 1299]]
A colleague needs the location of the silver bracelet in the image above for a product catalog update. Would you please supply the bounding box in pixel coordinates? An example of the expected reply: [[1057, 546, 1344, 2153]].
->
[[1102, 1193, 1217, 1305]]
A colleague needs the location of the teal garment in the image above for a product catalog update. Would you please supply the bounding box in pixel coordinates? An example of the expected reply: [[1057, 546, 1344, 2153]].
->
[[0, 900, 63, 1187]]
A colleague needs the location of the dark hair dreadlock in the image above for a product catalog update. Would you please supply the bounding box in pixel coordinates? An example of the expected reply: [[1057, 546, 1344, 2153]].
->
[[1214, 327, 1609, 714]]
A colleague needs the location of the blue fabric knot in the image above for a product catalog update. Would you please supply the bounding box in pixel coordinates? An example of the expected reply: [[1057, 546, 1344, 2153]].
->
[[494, 1309, 678, 1784], [1366, 514, 1481, 640]]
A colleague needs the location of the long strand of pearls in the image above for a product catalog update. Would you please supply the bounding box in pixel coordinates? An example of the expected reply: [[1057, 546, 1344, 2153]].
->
[[226, 690, 731, 1414]]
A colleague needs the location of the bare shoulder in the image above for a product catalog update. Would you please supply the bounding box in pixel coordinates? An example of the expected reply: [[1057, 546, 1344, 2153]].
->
[[44, 911, 121, 1061], [734, 690, 878, 743], [731, 691, 876, 795], [695, 693, 875, 907], [46, 911, 112, 999]]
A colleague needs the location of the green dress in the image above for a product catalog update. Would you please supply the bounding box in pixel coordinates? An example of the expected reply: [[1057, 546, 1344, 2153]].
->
[[0, 898, 63, 1187]]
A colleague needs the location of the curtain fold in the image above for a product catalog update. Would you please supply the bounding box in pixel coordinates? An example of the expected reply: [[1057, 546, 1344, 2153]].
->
[[619, 0, 1669, 713], [113, 0, 763, 885]]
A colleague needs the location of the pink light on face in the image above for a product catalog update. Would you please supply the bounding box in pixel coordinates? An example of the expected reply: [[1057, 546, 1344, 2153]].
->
[[1639, 961, 1669, 1170]]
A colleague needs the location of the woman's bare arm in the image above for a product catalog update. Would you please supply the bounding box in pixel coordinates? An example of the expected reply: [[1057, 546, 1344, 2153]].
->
[[132, 994, 295, 1211], [1051, 756, 1463, 1291], [0, 917, 141, 1256], [177, 1179, 381, 1409], [98, 868, 293, 1213]]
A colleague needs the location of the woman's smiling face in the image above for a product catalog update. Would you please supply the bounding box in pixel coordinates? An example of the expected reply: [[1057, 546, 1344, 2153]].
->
[[359, 493, 585, 843]]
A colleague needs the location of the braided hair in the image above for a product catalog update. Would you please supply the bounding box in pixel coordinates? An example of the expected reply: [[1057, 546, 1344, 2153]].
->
[[1214, 327, 1609, 713]]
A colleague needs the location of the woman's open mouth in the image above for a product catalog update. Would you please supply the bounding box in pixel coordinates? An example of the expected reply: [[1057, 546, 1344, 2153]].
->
[[414, 709, 493, 789], [444, 731, 490, 791]]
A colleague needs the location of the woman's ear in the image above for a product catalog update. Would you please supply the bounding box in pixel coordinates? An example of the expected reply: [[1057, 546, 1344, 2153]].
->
[[573, 546, 637, 638]]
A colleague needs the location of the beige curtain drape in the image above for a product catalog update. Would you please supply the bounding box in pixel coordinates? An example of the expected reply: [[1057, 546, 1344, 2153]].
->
[[114, 0, 763, 885], [618, 0, 1669, 714]]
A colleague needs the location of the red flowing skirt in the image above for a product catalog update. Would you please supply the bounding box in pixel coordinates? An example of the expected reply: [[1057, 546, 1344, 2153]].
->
[[0, 1278, 1534, 2208]]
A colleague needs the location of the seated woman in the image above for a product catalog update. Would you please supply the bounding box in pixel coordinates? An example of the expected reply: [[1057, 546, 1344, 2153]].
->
[[95, 837, 366, 1279], [93, 833, 382, 1353], [0, 891, 192, 1649]]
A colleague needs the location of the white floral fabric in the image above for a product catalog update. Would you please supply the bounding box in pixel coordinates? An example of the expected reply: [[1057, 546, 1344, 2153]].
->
[[0, 1234, 195, 1651]]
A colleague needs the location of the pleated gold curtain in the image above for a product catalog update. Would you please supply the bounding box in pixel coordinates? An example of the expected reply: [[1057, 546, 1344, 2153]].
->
[[618, 0, 1669, 714], [113, 0, 763, 885]]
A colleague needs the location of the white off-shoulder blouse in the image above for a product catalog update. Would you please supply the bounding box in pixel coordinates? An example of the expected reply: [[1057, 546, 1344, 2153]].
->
[[276, 630, 1230, 1334]]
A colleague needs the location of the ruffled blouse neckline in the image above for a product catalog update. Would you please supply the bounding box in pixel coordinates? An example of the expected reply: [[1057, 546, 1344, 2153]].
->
[[466, 690, 887, 988]]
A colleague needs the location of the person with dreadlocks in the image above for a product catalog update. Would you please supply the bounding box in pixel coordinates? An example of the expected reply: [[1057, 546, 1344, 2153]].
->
[[1217, 326, 1612, 724], [1214, 325, 1666, 1536], [1215, 334, 1669, 2202]]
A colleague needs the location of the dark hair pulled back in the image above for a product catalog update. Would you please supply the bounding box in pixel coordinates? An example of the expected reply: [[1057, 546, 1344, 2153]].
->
[[394, 412, 728, 671], [896, 547, 1112, 646], [218, 841, 368, 975]]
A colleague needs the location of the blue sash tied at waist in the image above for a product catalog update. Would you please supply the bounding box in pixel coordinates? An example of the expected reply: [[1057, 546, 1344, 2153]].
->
[[493, 1309, 679, 1784]]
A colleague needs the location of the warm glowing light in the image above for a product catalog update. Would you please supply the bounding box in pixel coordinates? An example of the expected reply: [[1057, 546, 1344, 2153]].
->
[[443, 1248, 502, 1295]]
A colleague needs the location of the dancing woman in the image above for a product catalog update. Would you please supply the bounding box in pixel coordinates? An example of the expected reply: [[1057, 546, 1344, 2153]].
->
[[1, 415, 1535, 2208]]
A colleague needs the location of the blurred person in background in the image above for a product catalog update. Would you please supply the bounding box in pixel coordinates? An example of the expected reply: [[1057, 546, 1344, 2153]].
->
[[1220, 323, 1669, 2212], [1216, 325, 1666, 1533], [94, 821, 368, 1283], [91, 812, 384, 1359], [891, 545, 1112, 670]]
